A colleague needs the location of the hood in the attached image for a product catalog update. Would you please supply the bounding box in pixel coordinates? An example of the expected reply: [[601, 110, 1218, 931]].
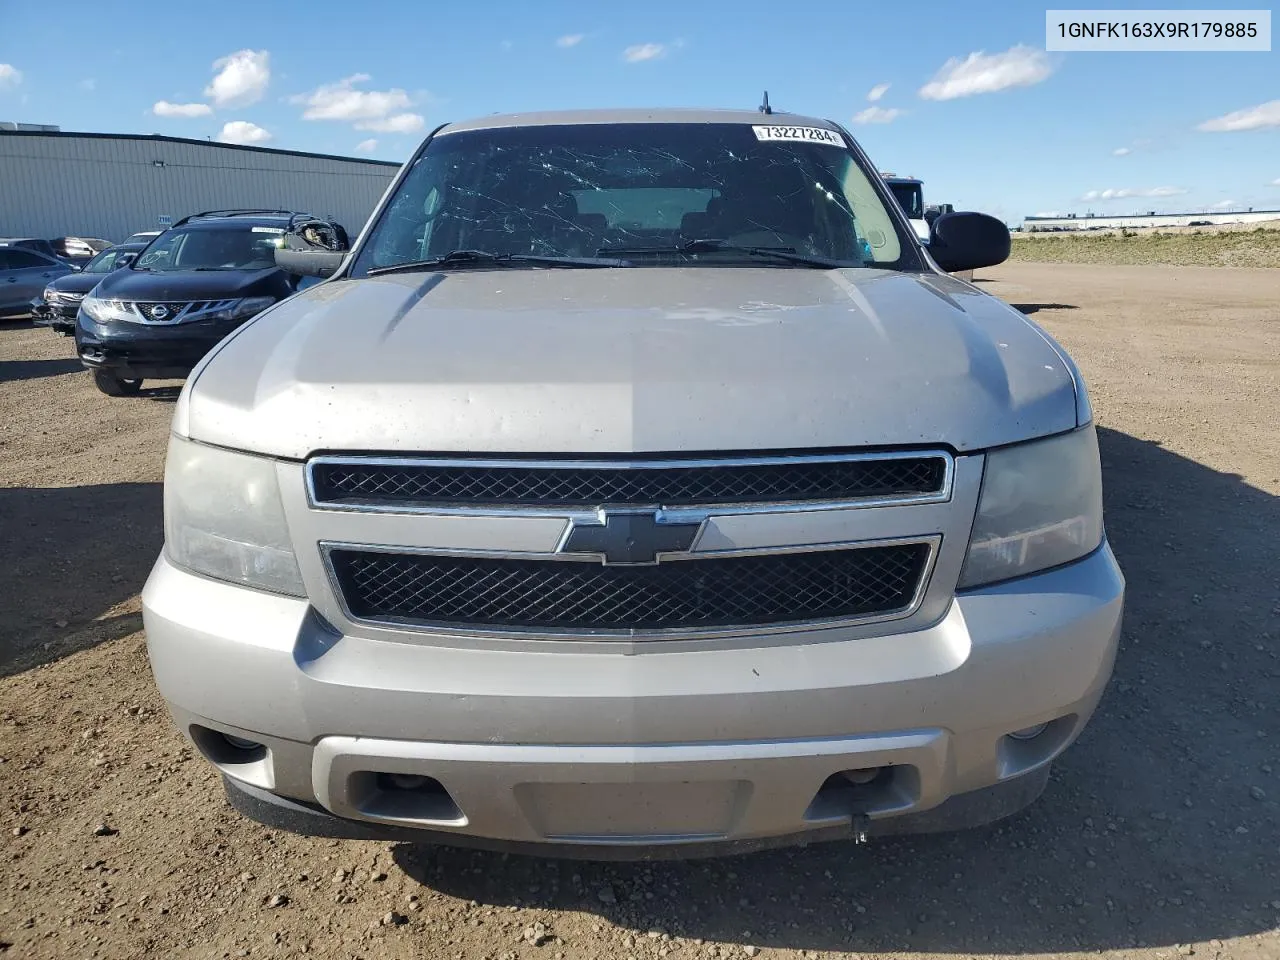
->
[[46, 271, 105, 295], [92, 266, 290, 301], [181, 267, 1079, 459]]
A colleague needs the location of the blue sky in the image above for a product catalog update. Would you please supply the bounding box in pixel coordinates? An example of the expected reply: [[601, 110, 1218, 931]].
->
[[2, 0, 1277, 222]]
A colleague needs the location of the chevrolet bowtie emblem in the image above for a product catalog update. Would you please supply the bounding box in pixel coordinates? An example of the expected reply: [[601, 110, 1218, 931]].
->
[[560, 509, 703, 565]]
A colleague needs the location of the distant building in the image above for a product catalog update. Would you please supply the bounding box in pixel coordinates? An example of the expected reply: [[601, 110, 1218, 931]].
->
[[1022, 209, 1280, 232], [0, 121, 61, 132], [0, 130, 400, 241]]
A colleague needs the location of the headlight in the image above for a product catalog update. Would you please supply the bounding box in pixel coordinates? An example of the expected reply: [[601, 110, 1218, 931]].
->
[[190, 296, 276, 324], [163, 435, 305, 596], [80, 295, 136, 323], [42, 286, 56, 301], [958, 426, 1104, 589]]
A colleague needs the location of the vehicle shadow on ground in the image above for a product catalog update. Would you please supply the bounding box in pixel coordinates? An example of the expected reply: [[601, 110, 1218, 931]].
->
[[0, 483, 163, 678], [1011, 302, 1079, 315], [140, 384, 182, 403], [0, 357, 83, 383], [394, 426, 1279, 954]]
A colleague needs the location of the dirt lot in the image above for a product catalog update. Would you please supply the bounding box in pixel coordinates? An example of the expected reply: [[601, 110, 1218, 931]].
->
[[2, 262, 1278, 960]]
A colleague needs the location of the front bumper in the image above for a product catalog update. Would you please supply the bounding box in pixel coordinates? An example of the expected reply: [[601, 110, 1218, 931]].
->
[[75, 313, 242, 379], [143, 543, 1124, 855], [35, 299, 82, 334]]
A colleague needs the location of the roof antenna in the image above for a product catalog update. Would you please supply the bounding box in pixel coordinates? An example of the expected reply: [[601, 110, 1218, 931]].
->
[[759, 91, 772, 115]]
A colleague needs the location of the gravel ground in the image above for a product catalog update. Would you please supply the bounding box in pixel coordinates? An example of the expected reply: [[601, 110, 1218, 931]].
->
[[1, 261, 1278, 960]]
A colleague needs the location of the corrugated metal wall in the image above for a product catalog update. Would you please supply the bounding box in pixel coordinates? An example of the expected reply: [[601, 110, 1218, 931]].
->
[[0, 133, 400, 242]]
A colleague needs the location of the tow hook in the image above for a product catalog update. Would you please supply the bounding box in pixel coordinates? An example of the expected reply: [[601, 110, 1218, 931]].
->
[[852, 814, 870, 845]]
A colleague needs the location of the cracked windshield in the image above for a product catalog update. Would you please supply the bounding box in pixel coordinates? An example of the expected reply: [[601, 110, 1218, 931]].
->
[[357, 122, 905, 273]]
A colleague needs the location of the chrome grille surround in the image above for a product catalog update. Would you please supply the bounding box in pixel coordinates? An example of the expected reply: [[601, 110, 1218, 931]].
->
[[93, 299, 242, 324], [303, 450, 957, 641], [306, 451, 954, 515]]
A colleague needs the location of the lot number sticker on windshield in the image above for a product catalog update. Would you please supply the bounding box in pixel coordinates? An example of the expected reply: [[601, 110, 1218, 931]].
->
[[752, 125, 843, 146]]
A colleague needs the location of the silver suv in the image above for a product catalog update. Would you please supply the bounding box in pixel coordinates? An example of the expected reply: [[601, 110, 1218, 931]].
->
[[143, 108, 1124, 857]]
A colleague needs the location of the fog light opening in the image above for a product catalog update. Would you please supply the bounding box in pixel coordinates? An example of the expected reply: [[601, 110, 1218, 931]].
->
[[842, 766, 886, 786], [188, 724, 270, 772], [387, 773, 431, 791], [1008, 722, 1049, 742], [357, 772, 465, 825]]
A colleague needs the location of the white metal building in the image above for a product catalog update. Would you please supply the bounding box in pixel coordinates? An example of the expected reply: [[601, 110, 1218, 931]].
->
[[1022, 209, 1280, 232], [0, 131, 401, 243]]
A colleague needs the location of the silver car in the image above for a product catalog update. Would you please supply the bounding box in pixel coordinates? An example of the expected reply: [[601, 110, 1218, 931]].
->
[[143, 108, 1124, 857], [1, 243, 76, 318]]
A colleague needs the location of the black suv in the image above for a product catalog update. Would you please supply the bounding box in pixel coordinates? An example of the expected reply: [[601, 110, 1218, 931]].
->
[[36, 242, 148, 334], [76, 210, 348, 396]]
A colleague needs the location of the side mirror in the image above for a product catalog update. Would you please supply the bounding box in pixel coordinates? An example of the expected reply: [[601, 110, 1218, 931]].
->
[[928, 211, 1011, 273], [275, 246, 345, 279], [115, 254, 135, 269]]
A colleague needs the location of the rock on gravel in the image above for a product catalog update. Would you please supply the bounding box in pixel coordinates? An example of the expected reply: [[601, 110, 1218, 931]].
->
[[522, 922, 551, 946]]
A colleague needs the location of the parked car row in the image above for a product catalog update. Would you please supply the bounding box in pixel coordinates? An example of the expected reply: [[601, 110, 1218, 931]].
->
[[34, 241, 151, 334], [2, 231, 161, 320], [0, 242, 82, 319], [0, 234, 113, 267], [15, 210, 351, 395]]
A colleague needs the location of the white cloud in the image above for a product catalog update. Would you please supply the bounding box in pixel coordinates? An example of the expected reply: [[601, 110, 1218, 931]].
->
[[1034, 211, 1062, 218], [217, 120, 272, 145], [1112, 147, 1131, 156], [557, 33, 585, 48], [919, 45, 1053, 100], [153, 100, 213, 118], [500, 40, 513, 51], [1271, 178, 1280, 186], [291, 73, 424, 135], [1198, 99, 1280, 132], [1080, 186, 1187, 201], [355, 138, 378, 153], [357, 112, 423, 133], [866, 83, 891, 102], [623, 43, 666, 63], [0, 63, 22, 88], [78, 79, 96, 93], [852, 106, 904, 124], [1208, 200, 1236, 210], [205, 49, 270, 108]]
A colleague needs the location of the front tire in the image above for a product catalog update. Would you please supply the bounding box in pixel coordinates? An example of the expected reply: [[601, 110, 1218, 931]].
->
[[92, 369, 143, 396]]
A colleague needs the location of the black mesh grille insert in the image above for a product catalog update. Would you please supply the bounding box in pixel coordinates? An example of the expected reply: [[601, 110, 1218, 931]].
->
[[311, 456, 946, 508], [330, 543, 930, 633]]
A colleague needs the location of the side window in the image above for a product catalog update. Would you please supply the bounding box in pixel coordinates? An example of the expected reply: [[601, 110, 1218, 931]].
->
[[373, 176, 441, 265], [0, 251, 14, 270], [7, 250, 51, 269]]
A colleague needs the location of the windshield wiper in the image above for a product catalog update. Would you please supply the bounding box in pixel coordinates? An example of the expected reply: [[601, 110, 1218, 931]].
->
[[367, 249, 629, 276], [600, 238, 843, 269]]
